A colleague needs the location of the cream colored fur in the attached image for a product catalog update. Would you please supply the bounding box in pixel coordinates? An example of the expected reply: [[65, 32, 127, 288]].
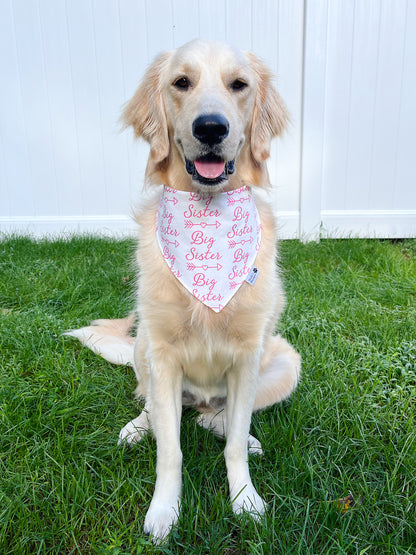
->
[[66, 40, 301, 543]]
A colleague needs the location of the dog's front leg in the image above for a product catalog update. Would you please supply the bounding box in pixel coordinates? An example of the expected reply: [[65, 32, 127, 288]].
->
[[225, 351, 266, 517], [144, 353, 183, 543]]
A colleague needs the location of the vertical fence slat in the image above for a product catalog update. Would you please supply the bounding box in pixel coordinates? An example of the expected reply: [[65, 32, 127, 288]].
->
[[299, 0, 328, 239], [395, 0, 416, 209]]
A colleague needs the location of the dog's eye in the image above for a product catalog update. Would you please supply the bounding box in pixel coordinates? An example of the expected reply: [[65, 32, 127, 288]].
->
[[231, 79, 248, 91], [173, 77, 190, 90]]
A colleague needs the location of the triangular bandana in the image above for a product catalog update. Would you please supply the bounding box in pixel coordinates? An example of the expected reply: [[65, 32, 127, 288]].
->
[[156, 185, 261, 312]]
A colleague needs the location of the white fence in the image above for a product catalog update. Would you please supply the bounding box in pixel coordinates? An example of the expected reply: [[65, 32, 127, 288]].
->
[[1, 0, 415, 240]]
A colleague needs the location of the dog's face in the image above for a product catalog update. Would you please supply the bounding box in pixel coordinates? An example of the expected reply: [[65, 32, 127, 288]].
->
[[123, 40, 289, 191], [163, 41, 256, 190]]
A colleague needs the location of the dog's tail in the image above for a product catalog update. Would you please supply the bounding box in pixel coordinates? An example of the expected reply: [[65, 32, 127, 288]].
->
[[64, 313, 136, 366]]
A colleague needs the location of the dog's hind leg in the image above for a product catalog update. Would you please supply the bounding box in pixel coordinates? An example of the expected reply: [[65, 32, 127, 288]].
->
[[196, 410, 263, 455], [254, 334, 301, 412], [118, 405, 151, 445]]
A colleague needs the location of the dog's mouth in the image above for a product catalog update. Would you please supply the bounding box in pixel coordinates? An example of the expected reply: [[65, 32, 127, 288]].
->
[[185, 155, 235, 185]]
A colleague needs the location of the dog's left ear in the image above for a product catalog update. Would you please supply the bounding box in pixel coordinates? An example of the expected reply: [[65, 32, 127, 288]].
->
[[247, 52, 289, 163]]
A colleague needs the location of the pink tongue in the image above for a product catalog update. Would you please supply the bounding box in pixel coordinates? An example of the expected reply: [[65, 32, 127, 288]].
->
[[194, 159, 225, 179]]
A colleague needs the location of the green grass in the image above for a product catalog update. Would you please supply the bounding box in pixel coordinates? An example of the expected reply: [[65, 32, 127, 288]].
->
[[1, 235, 415, 554]]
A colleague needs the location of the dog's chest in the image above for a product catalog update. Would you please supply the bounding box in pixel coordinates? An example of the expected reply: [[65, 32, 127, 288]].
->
[[178, 323, 237, 386]]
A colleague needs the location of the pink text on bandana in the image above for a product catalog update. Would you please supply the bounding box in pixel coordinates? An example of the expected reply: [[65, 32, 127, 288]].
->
[[156, 186, 261, 312]]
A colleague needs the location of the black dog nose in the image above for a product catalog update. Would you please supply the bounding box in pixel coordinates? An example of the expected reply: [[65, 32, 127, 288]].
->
[[192, 114, 229, 145]]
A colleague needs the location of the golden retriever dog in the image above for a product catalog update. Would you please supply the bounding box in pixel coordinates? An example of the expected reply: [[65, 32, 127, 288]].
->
[[66, 39, 301, 542]]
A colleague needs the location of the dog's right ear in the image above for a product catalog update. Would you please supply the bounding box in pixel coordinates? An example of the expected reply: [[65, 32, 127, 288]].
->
[[121, 52, 170, 163]]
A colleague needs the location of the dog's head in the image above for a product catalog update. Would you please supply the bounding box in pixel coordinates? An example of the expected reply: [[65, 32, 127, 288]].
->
[[122, 40, 289, 192]]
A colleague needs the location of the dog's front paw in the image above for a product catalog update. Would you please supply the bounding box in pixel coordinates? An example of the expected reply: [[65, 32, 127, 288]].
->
[[144, 498, 180, 544], [231, 484, 267, 519]]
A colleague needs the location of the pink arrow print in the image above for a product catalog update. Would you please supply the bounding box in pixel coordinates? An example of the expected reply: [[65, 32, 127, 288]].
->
[[228, 237, 254, 248], [211, 304, 224, 311], [229, 281, 244, 289], [227, 196, 250, 206], [165, 197, 178, 205], [184, 220, 221, 229], [186, 262, 223, 271], [162, 237, 180, 248]]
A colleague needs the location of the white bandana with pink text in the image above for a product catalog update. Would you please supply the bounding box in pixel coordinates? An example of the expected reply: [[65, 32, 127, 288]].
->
[[156, 185, 261, 312]]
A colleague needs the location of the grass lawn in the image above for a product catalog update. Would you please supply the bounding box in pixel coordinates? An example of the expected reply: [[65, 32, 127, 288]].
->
[[0, 235, 415, 554]]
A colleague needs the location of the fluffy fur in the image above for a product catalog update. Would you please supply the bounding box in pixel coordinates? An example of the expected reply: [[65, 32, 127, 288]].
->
[[66, 40, 301, 543]]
